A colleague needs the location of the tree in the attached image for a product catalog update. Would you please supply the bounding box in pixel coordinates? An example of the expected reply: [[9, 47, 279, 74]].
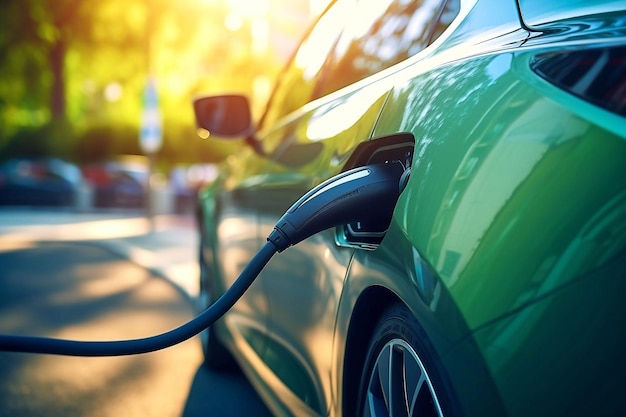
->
[[0, 0, 296, 165]]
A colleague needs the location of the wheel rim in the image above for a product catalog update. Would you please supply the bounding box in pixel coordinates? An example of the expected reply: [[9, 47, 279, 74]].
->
[[364, 339, 444, 417]]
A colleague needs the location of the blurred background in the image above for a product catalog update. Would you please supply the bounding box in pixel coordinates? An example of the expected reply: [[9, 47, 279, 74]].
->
[[0, 0, 329, 213]]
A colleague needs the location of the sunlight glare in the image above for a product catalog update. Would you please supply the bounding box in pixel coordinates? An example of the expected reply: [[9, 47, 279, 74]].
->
[[227, 0, 269, 17], [104, 82, 123, 102], [225, 13, 243, 31], [197, 128, 211, 139], [295, 0, 353, 78], [309, 0, 331, 15]]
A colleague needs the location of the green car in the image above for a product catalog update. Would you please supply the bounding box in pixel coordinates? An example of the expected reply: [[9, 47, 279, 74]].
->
[[194, 0, 626, 415]]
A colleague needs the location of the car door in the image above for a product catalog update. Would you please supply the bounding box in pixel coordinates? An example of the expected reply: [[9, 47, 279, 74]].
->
[[254, 0, 454, 414], [200, 0, 352, 408]]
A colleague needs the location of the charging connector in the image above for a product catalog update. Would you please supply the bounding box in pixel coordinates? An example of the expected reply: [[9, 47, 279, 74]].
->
[[0, 162, 406, 356], [268, 162, 405, 252]]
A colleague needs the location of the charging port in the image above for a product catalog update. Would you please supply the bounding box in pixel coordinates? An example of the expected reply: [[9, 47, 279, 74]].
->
[[337, 133, 414, 249]]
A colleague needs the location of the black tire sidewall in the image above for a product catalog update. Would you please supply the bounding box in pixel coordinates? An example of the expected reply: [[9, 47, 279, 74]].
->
[[356, 303, 459, 417]]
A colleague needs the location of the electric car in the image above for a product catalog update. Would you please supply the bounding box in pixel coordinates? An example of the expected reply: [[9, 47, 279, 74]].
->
[[194, 0, 626, 416]]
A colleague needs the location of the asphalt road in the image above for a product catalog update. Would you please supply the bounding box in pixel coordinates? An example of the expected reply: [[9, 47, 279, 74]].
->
[[0, 241, 272, 417]]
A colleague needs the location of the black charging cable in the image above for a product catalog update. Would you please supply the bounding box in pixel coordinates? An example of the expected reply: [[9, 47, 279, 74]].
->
[[0, 241, 277, 356], [0, 161, 405, 356]]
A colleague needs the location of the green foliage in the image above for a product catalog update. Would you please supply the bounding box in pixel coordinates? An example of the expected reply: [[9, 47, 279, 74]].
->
[[0, 117, 71, 159], [0, 0, 292, 167], [0, 126, 50, 160], [74, 124, 142, 163]]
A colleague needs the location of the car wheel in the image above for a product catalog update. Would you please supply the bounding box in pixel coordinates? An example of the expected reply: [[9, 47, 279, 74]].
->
[[357, 303, 450, 417], [198, 231, 237, 371]]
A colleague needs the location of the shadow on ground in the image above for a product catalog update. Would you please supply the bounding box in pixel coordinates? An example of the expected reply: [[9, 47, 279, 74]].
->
[[182, 364, 273, 417]]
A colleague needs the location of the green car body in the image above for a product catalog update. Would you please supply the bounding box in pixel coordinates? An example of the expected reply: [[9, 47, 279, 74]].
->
[[195, 0, 626, 415]]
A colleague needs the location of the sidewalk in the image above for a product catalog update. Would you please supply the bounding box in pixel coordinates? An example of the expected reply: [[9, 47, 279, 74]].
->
[[0, 208, 200, 300]]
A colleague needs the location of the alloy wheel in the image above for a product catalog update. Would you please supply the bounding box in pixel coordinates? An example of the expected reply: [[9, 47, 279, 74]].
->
[[364, 338, 444, 417]]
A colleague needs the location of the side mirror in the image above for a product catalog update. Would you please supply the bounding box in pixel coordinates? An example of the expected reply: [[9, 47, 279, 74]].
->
[[193, 95, 252, 138]]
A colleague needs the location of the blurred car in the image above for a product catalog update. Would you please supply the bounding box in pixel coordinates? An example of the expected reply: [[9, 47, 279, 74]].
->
[[82, 155, 148, 209], [194, 1, 626, 416], [0, 157, 81, 207]]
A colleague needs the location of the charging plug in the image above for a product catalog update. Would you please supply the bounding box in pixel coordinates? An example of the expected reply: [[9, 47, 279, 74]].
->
[[268, 161, 405, 252]]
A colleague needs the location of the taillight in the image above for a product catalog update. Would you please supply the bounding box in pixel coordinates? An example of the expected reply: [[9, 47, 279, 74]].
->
[[531, 45, 626, 117]]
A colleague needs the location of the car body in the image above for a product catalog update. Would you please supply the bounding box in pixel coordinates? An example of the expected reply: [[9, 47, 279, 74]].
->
[[194, 0, 626, 416], [81, 155, 148, 209], [0, 157, 81, 207]]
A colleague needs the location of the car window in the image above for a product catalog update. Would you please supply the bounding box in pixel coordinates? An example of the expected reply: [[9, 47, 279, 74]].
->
[[258, 0, 355, 131], [314, 0, 458, 97]]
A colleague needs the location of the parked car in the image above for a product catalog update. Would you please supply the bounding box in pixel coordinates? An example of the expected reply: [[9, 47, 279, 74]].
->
[[82, 155, 148, 209], [0, 157, 81, 207], [194, 1, 626, 416]]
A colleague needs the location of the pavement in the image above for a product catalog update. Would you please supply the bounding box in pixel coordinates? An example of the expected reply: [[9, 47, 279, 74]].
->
[[0, 207, 200, 302]]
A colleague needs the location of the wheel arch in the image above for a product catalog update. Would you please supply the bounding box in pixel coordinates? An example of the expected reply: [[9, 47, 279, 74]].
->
[[340, 280, 506, 417], [341, 285, 402, 416], [340, 281, 473, 417]]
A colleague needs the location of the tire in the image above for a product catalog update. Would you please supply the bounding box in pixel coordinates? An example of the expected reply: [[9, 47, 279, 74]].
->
[[356, 303, 455, 417], [198, 231, 237, 371]]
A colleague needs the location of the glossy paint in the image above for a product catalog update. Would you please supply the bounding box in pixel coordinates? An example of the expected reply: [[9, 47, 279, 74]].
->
[[369, 53, 626, 417], [518, 0, 626, 27], [197, 0, 626, 416], [363, 9, 626, 417]]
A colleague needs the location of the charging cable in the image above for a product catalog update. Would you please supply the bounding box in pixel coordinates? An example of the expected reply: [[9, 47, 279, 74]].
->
[[0, 161, 405, 356]]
